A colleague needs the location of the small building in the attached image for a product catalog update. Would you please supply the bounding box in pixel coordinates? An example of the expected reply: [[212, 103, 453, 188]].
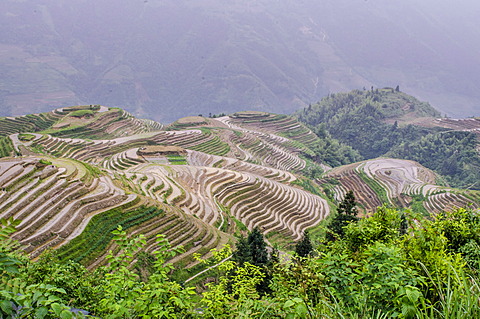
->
[[137, 145, 187, 157]]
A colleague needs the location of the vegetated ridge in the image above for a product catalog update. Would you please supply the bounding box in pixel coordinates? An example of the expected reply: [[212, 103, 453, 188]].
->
[[297, 88, 480, 190]]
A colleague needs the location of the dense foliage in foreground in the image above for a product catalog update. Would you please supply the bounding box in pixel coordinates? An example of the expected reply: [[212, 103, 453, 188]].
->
[[1, 205, 480, 318]]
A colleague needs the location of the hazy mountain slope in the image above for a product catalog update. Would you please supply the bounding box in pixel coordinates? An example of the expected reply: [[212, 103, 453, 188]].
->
[[1, 0, 479, 121]]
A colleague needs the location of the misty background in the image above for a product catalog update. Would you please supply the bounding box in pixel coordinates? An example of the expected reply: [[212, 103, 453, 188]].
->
[[1, 0, 479, 122]]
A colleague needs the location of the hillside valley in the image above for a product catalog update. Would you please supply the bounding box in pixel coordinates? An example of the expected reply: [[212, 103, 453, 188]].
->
[[0, 93, 478, 268]]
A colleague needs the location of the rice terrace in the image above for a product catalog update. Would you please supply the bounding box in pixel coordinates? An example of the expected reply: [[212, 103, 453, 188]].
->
[[1, 90, 480, 317]]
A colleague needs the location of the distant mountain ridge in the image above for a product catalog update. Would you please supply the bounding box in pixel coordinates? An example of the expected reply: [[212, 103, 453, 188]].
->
[[1, 0, 479, 121]]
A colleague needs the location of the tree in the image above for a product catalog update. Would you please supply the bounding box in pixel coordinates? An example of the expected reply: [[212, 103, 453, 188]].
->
[[1, 218, 86, 319], [248, 227, 269, 267], [233, 227, 269, 267], [295, 231, 314, 258], [232, 227, 272, 295], [338, 190, 358, 216], [232, 236, 251, 265], [326, 190, 359, 241]]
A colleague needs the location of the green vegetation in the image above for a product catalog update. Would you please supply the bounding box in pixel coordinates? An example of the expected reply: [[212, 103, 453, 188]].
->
[[388, 131, 480, 189], [297, 89, 480, 190], [232, 216, 248, 232], [295, 231, 313, 258], [56, 206, 162, 265], [356, 168, 390, 204], [18, 133, 35, 141], [325, 190, 360, 241], [0, 113, 60, 137], [69, 110, 95, 118], [2, 220, 194, 318], [233, 227, 270, 267], [4, 204, 480, 318], [44, 108, 144, 140], [69, 160, 102, 184], [291, 177, 324, 198], [39, 159, 52, 166], [0, 136, 13, 158], [303, 126, 361, 167], [409, 194, 430, 216], [166, 154, 187, 165], [299, 157, 324, 179], [1, 101, 479, 318], [190, 135, 230, 156], [62, 105, 100, 113], [79, 161, 102, 177], [297, 89, 441, 159]]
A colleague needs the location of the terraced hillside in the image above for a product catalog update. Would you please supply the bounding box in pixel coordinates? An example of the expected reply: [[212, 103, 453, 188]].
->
[[0, 156, 229, 269], [1, 107, 335, 272], [432, 118, 480, 137], [0, 157, 132, 257], [226, 112, 321, 150], [48, 106, 164, 139], [2, 105, 479, 276], [432, 117, 480, 129], [320, 158, 479, 215], [297, 89, 480, 190], [216, 113, 322, 171], [218, 111, 360, 168], [0, 112, 62, 137], [0, 105, 163, 140], [132, 163, 327, 241]]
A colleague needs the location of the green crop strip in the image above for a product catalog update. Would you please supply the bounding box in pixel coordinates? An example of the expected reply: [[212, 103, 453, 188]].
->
[[167, 155, 187, 165], [356, 169, 390, 204], [409, 194, 430, 216], [291, 177, 325, 199], [190, 136, 230, 156], [56, 205, 163, 265], [0, 136, 13, 158]]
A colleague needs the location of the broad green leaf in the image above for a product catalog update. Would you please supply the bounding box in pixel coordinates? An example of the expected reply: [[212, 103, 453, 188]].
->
[[0, 299, 13, 314], [35, 306, 49, 319], [60, 309, 74, 319]]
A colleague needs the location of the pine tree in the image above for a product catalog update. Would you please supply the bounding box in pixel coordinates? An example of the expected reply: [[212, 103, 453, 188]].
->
[[248, 227, 269, 266], [295, 231, 313, 258], [232, 227, 272, 295], [337, 190, 358, 217], [233, 227, 269, 267], [326, 190, 359, 241], [232, 236, 252, 264]]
